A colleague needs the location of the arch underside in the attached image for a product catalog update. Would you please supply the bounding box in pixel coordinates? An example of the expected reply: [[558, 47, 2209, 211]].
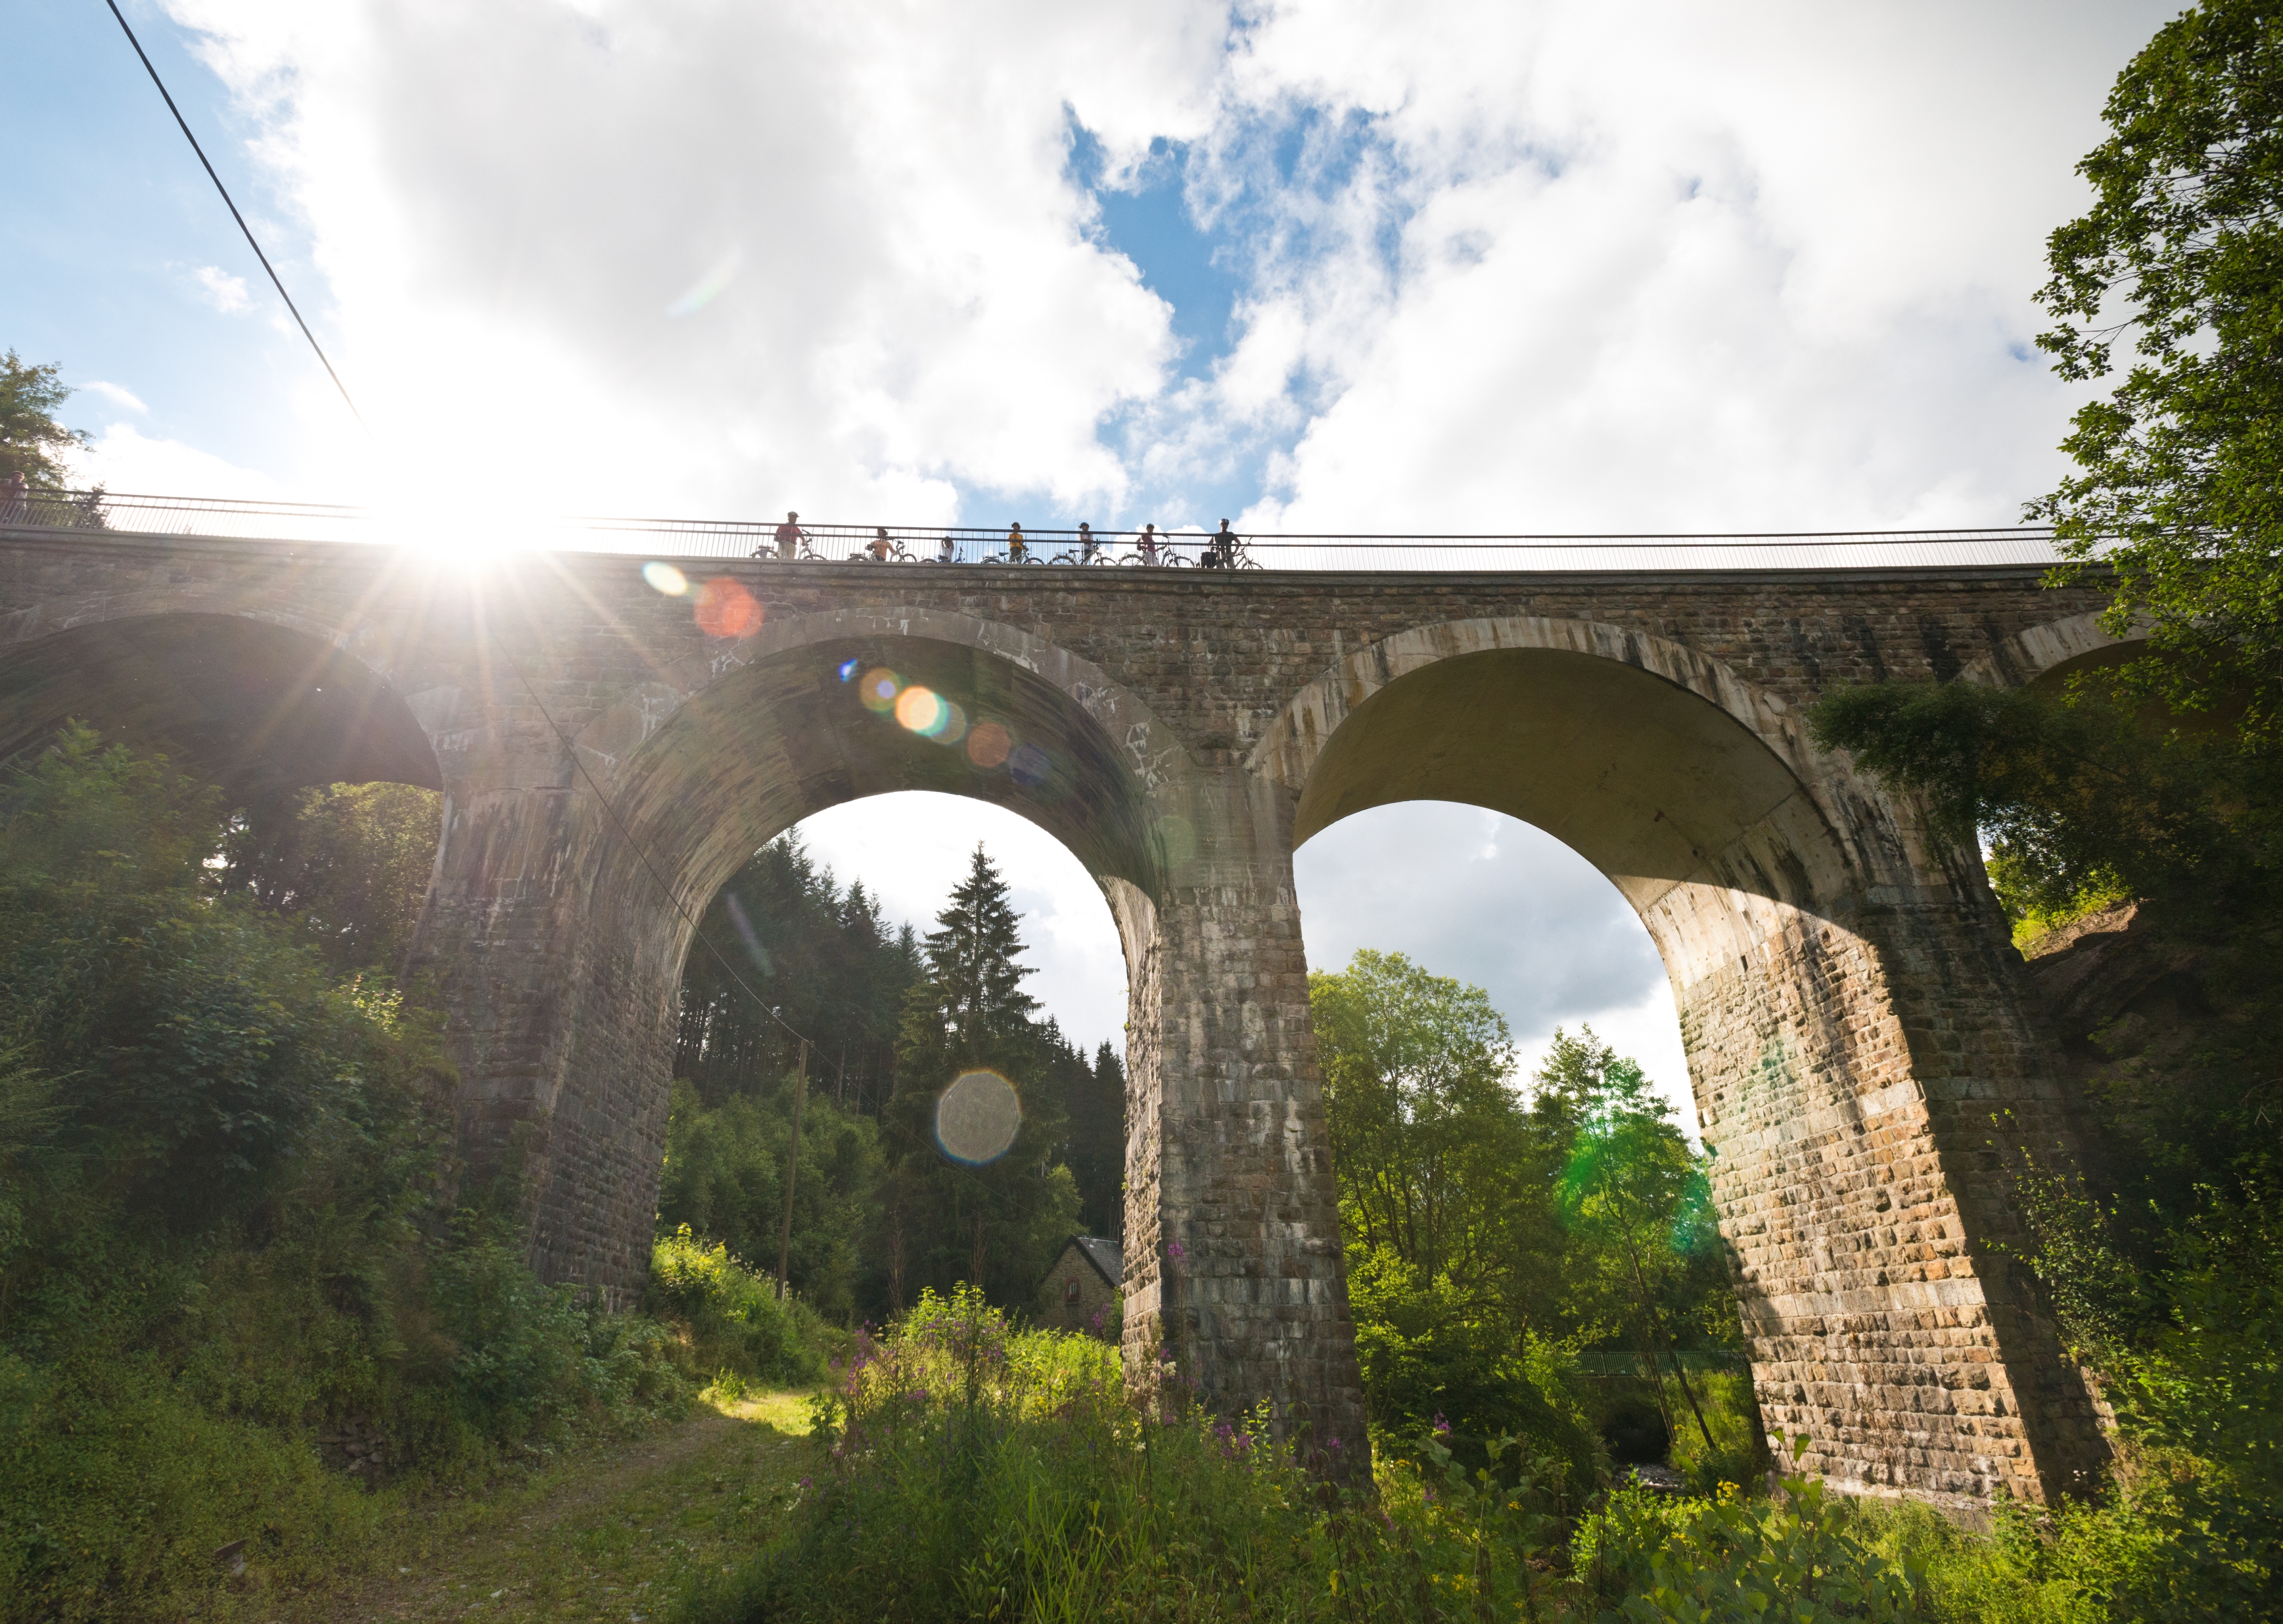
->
[[0, 613, 440, 796], [1282, 632, 2102, 1504], [1294, 646, 1854, 987], [599, 632, 1165, 935]]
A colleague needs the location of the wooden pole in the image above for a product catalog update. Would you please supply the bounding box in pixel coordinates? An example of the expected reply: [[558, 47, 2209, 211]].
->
[[776, 1039, 809, 1301]]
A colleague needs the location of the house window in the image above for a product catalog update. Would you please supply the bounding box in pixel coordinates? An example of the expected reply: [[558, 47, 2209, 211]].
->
[[1065, 1278, 1081, 1303]]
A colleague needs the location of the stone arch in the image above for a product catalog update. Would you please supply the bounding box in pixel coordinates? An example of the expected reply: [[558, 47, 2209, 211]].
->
[[1957, 611, 2132, 692], [1250, 613, 2105, 1507], [0, 610, 441, 797], [1248, 616, 1859, 986], [502, 613, 1193, 1297]]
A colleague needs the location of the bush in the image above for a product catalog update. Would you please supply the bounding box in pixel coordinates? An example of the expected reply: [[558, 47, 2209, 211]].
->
[[680, 1289, 1725, 1623], [0, 730, 694, 1621], [647, 1224, 831, 1388]]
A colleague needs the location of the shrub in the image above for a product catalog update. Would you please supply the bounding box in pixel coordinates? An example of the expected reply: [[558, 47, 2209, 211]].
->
[[647, 1224, 831, 1388]]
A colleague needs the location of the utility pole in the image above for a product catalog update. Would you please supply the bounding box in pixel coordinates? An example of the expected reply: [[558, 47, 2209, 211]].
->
[[775, 1039, 809, 1301]]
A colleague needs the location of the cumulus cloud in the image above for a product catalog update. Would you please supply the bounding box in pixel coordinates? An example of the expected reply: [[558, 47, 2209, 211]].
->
[[156, 0, 2169, 530], [78, 381, 148, 413], [73, 423, 290, 499], [192, 264, 253, 313], [163, 0, 1235, 513]]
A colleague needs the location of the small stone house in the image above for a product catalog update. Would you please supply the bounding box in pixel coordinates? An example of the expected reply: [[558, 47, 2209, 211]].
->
[[1034, 1236, 1121, 1339]]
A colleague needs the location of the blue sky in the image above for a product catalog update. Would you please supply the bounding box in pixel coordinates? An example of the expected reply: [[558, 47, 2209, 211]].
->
[[3, 0, 2179, 1125]]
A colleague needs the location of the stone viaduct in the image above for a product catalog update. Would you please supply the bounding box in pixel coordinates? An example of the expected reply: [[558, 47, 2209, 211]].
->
[[0, 519, 2121, 1508]]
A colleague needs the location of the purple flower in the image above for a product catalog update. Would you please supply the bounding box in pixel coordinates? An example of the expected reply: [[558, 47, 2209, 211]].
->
[[1432, 1413, 1451, 1437], [798, 1476, 813, 1489], [1326, 1436, 1343, 1452], [1166, 1241, 1186, 1259]]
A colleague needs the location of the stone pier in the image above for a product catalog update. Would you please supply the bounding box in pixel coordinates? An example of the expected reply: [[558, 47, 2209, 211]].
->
[[1, 520, 2120, 1502]]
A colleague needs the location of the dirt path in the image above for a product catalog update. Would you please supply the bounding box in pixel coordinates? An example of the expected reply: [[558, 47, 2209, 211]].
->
[[264, 1395, 816, 1624]]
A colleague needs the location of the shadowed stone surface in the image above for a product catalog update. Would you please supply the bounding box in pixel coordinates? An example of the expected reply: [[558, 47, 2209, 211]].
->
[[0, 526, 2121, 1505]]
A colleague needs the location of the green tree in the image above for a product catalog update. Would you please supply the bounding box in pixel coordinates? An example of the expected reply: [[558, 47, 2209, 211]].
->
[[1312, 950, 1596, 1483], [1313, 949, 1542, 1294], [883, 846, 1076, 1308], [1063, 1040, 1126, 1238], [216, 782, 443, 976], [656, 1077, 885, 1322], [675, 836, 922, 1113], [2030, 0, 2283, 731], [0, 350, 88, 489], [1546, 1029, 1722, 1457]]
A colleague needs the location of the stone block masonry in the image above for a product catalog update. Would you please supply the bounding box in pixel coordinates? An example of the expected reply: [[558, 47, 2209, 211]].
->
[[0, 526, 2120, 1504]]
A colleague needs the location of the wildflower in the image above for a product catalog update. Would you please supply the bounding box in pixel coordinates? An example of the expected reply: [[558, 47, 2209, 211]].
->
[[798, 1476, 813, 1489], [1166, 1241, 1186, 1259], [1432, 1412, 1451, 1437]]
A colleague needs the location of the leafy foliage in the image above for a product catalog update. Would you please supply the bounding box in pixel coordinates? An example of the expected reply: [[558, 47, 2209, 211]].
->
[[0, 350, 87, 489], [216, 781, 444, 976], [675, 835, 923, 1113], [646, 1224, 832, 1387], [657, 1079, 887, 1322], [0, 728, 700, 1621], [1312, 952, 1758, 1491], [2030, 0, 2283, 733]]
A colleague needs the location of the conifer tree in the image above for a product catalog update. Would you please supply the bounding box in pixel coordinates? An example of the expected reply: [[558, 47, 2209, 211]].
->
[[885, 844, 1076, 1305]]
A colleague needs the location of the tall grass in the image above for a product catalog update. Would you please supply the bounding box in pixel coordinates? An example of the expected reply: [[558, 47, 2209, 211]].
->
[[678, 1292, 1929, 1623]]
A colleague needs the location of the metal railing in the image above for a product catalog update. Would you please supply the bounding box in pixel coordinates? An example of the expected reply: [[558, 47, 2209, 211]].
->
[[1, 489, 2073, 571]]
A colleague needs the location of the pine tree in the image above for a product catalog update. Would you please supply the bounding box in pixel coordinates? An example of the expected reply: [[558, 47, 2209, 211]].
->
[[900, 845, 1038, 1063], [884, 844, 1076, 1305]]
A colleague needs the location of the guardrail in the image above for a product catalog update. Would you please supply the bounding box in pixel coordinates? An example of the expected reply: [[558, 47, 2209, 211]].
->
[[1, 490, 2072, 571]]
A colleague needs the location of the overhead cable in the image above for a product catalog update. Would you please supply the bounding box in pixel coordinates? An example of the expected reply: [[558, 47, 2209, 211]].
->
[[103, 0, 368, 433]]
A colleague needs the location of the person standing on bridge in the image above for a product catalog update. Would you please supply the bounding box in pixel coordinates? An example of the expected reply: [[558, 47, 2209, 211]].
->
[[1078, 522, 1098, 564], [937, 533, 957, 563], [1005, 522, 1028, 562], [1212, 519, 1239, 568], [867, 527, 893, 562], [764, 511, 807, 561], [1137, 523, 1159, 565]]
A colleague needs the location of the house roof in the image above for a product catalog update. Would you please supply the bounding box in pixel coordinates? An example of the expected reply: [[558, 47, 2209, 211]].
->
[[1051, 1235, 1122, 1290]]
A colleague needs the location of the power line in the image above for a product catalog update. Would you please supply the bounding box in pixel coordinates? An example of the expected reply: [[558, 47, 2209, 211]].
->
[[103, 0, 368, 434]]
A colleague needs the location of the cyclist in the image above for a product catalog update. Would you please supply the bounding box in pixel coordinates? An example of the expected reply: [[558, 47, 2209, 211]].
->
[[1078, 522, 1098, 564], [1212, 519, 1239, 568], [762, 511, 807, 561], [1138, 523, 1159, 565], [1005, 522, 1027, 562], [937, 534, 957, 563], [868, 527, 893, 562]]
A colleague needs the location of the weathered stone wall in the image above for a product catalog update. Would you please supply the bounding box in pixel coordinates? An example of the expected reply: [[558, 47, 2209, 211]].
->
[[1, 526, 2120, 1502]]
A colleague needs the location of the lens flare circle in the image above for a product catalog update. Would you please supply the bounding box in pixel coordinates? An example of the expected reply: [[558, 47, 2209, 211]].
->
[[837, 658, 860, 682], [642, 561, 689, 596], [895, 684, 947, 735], [966, 721, 1011, 768], [1008, 741, 1051, 787], [934, 1069, 1022, 1166], [931, 700, 969, 746], [860, 668, 902, 713], [694, 577, 762, 638]]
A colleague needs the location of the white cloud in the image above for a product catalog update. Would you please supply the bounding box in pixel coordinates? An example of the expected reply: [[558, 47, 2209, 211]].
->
[[1211, 0, 2176, 532], [78, 381, 149, 414], [72, 423, 290, 499], [1294, 802, 1695, 1132], [149, 0, 2175, 532], [192, 264, 252, 313], [162, 0, 1233, 514]]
